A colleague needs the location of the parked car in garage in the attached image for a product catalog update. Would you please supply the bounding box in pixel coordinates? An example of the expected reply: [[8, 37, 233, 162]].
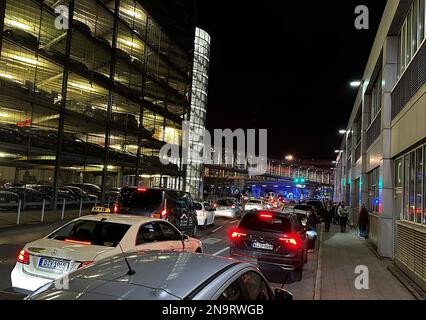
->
[[11, 214, 202, 294], [25, 251, 293, 300], [0, 191, 20, 210], [6, 187, 46, 208], [66, 183, 101, 198], [62, 186, 97, 203]]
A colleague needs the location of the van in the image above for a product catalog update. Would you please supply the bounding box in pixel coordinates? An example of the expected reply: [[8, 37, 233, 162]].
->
[[112, 187, 198, 236]]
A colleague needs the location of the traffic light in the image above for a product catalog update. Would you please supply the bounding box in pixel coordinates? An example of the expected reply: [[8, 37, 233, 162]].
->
[[294, 178, 300, 183], [294, 177, 305, 184]]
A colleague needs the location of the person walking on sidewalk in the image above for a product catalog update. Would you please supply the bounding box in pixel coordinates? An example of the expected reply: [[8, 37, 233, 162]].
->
[[337, 202, 350, 233], [324, 203, 333, 232], [357, 204, 369, 239], [306, 208, 318, 251]]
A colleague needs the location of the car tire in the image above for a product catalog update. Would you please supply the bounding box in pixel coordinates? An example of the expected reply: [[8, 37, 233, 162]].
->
[[195, 247, 202, 253], [293, 267, 303, 282]]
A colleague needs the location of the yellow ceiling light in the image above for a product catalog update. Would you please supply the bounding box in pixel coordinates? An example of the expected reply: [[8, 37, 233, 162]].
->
[[0, 72, 13, 80], [12, 55, 40, 65], [121, 8, 142, 19], [68, 82, 97, 92], [0, 113, 10, 118], [4, 18, 32, 31], [119, 38, 140, 48]]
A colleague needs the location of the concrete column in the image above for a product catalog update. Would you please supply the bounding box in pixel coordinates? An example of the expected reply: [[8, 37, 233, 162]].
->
[[377, 36, 398, 258]]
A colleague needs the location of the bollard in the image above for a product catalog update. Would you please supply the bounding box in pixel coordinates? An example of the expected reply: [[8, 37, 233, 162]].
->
[[61, 198, 66, 221], [16, 200, 22, 225], [79, 197, 83, 217], [41, 199, 46, 223]]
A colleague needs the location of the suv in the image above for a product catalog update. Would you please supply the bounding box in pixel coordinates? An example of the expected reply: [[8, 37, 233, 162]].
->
[[229, 210, 308, 281], [112, 187, 198, 236]]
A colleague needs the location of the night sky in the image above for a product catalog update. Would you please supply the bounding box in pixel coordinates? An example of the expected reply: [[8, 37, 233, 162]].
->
[[195, 1, 387, 161]]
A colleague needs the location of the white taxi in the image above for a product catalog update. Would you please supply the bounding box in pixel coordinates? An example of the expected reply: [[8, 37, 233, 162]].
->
[[11, 214, 202, 294]]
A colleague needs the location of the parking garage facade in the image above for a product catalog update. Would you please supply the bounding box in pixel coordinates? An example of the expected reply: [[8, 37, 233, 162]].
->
[[0, 0, 196, 204]]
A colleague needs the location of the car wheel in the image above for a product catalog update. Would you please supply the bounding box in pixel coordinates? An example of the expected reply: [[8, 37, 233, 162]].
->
[[195, 247, 202, 253]]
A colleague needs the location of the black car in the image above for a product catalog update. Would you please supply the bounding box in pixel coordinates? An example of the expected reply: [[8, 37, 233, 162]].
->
[[305, 200, 325, 221], [112, 187, 198, 236], [229, 210, 308, 281], [62, 186, 97, 202], [0, 191, 19, 210], [66, 183, 101, 198], [6, 187, 45, 207]]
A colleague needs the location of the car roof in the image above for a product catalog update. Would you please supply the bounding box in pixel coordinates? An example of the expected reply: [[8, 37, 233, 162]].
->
[[39, 251, 244, 300], [77, 214, 160, 226]]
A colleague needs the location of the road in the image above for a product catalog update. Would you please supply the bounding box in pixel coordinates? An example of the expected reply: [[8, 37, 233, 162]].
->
[[0, 217, 318, 300]]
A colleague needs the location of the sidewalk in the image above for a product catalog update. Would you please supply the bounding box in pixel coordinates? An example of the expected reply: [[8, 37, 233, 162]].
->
[[318, 225, 414, 300]]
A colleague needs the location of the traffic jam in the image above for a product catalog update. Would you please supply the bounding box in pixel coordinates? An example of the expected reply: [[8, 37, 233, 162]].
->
[[8, 187, 323, 300]]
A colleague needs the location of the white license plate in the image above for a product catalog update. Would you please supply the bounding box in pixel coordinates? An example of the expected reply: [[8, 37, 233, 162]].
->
[[38, 258, 69, 272], [252, 242, 274, 251]]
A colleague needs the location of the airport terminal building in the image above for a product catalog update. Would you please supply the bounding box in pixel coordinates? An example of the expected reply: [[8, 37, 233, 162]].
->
[[334, 0, 426, 290], [0, 0, 198, 201]]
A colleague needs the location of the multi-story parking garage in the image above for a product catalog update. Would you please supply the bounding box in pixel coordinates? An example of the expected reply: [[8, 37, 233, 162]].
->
[[334, 0, 426, 291], [0, 0, 196, 203]]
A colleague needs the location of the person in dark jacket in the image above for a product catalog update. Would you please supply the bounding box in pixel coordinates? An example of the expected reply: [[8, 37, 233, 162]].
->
[[324, 203, 333, 232], [357, 204, 369, 239], [306, 209, 318, 251]]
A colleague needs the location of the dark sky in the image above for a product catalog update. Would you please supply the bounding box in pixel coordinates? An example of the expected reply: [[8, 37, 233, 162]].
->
[[195, 1, 387, 161]]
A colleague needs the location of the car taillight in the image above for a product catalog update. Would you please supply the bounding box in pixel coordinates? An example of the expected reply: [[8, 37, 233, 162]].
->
[[161, 208, 168, 219], [113, 204, 119, 213], [279, 234, 301, 250], [78, 261, 95, 269], [230, 229, 247, 239], [137, 188, 147, 192], [17, 249, 29, 265], [260, 213, 273, 219]]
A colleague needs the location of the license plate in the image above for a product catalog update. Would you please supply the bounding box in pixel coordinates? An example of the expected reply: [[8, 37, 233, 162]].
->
[[38, 258, 69, 272], [252, 242, 274, 251]]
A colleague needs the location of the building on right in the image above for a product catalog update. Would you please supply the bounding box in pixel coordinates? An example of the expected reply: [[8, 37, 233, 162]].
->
[[334, 0, 426, 291]]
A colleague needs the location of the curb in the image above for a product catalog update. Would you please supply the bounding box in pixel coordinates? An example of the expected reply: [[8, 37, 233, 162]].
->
[[387, 265, 426, 300], [313, 224, 323, 300]]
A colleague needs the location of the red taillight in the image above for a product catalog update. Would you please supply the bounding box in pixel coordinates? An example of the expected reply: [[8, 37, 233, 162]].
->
[[161, 208, 168, 219], [78, 261, 95, 269], [260, 213, 273, 219], [137, 188, 147, 192], [230, 229, 247, 239], [279, 234, 301, 250], [17, 249, 29, 265], [64, 239, 92, 245], [113, 204, 119, 213]]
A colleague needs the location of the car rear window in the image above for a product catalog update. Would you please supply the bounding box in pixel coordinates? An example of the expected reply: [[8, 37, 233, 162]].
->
[[248, 200, 262, 204], [118, 189, 163, 210], [239, 213, 292, 233], [294, 205, 313, 211], [217, 199, 235, 206], [48, 220, 130, 247]]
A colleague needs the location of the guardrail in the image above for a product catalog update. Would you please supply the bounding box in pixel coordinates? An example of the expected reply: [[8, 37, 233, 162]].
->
[[0, 196, 117, 226]]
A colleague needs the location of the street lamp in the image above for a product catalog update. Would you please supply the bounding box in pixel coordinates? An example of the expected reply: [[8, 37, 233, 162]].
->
[[285, 155, 294, 161], [339, 130, 347, 135], [350, 81, 362, 88]]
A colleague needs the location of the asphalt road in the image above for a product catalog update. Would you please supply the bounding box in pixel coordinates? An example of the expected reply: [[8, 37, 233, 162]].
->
[[0, 217, 318, 300]]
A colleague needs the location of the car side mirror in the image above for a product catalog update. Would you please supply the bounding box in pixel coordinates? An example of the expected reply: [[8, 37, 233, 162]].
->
[[274, 288, 293, 301], [182, 234, 189, 242]]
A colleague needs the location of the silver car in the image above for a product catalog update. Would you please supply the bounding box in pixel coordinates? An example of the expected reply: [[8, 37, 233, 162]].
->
[[26, 251, 292, 300]]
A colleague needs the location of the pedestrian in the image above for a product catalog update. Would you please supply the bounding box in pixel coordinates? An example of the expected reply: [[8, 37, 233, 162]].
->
[[306, 209, 318, 251], [324, 203, 333, 232], [357, 204, 369, 239], [337, 202, 350, 232]]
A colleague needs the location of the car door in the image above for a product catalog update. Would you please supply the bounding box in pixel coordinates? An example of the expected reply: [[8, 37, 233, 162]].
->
[[204, 203, 214, 225], [134, 222, 168, 251], [157, 222, 184, 252]]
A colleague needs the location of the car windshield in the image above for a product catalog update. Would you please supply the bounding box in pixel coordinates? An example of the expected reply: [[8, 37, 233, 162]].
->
[[239, 213, 292, 233], [194, 203, 203, 210], [248, 200, 262, 204], [294, 205, 313, 211], [217, 199, 235, 206], [118, 189, 163, 210], [48, 220, 130, 247]]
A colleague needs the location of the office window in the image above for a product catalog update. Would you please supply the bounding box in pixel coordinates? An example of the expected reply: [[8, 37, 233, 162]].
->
[[404, 154, 410, 221], [368, 168, 379, 213], [369, 71, 382, 125], [415, 148, 423, 223]]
